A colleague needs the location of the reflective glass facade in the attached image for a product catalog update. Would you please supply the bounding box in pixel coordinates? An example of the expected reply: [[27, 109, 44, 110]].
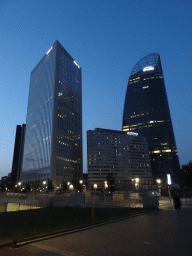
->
[[11, 124, 26, 186], [122, 53, 180, 182], [21, 41, 82, 188]]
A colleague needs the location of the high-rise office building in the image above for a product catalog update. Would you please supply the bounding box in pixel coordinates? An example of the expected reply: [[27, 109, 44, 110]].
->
[[122, 53, 180, 182], [88, 128, 153, 189], [11, 124, 26, 187], [20, 41, 82, 189]]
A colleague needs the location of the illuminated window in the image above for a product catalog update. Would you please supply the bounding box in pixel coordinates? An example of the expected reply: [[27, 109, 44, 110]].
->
[[162, 149, 171, 153]]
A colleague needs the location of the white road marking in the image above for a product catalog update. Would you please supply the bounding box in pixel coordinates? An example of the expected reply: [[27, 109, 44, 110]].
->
[[30, 243, 81, 256]]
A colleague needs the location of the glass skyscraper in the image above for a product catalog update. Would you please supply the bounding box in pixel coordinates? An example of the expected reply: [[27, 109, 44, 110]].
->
[[11, 124, 26, 187], [122, 53, 180, 182], [20, 41, 82, 189]]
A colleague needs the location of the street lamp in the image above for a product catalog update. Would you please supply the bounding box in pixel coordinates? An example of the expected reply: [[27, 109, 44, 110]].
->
[[134, 178, 139, 190], [69, 184, 74, 190], [42, 181, 46, 191], [156, 179, 161, 196], [18, 182, 21, 192], [135, 178, 139, 183], [79, 180, 83, 184], [167, 174, 172, 204], [93, 184, 97, 190]]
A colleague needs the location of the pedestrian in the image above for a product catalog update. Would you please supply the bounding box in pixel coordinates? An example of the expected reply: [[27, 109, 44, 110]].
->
[[173, 194, 181, 210]]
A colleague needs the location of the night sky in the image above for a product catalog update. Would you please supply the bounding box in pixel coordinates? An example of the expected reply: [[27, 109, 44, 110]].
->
[[0, 0, 191, 177]]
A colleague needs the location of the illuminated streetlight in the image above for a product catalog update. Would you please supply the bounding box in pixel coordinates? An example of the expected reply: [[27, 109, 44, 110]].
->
[[69, 184, 74, 190], [135, 178, 139, 183], [156, 179, 161, 184], [79, 180, 83, 184], [43, 181, 46, 185], [93, 184, 97, 190]]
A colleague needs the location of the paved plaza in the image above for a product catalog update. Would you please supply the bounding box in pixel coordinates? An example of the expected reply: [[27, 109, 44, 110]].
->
[[1, 202, 192, 255]]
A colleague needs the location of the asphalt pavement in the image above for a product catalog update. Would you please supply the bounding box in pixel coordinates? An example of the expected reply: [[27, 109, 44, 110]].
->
[[1, 202, 192, 255]]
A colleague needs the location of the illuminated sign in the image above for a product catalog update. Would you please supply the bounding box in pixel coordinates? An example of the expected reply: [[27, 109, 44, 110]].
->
[[167, 174, 172, 185], [127, 132, 138, 136], [73, 61, 80, 69], [143, 66, 154, 72], [46, 46, 53, 55]]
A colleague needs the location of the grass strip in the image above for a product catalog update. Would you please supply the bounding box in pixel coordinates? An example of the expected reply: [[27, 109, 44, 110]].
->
[[0, 207, 144, 241]]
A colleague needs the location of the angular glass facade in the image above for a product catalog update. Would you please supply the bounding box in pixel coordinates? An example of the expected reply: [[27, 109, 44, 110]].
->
[[20, 41, 82, 188], [122, 53, 180, 182], [11, 124, 26, 186]]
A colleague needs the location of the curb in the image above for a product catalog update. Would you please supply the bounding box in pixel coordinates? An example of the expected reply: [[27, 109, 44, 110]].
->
[[0, 240, 15, 249], [0, 208, 160, 249]]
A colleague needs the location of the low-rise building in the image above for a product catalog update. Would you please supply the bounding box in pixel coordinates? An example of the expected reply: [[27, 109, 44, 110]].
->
[[87, 128, 153, 190]]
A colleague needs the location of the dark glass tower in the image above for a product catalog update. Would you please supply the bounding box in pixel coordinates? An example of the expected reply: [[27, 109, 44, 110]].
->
[[122, 53, 180, 182], [20, 41, 82, 189], [11, 124, 26, 187]]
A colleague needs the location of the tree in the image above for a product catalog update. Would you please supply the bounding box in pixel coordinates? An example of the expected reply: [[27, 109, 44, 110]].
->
[[1, 185, 5, 192], [61, 180, 67, 192], [71, 178, 83, 193], [106, 173, 116, 193], [25, 184, 31, 192], [179, 161, 192, 190], [48, 180, 54, 191]]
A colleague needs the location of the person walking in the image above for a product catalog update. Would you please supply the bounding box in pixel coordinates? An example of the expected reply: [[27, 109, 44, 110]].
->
[[173, 194, 181, 211]]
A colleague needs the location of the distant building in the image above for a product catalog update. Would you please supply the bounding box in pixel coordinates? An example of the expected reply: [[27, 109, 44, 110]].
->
[[0, 173, 12, 191], [87, 128, 153, 190], [122, 53, 180, 182], [11, 124, 26, 187], [20, 41, 82, 189]]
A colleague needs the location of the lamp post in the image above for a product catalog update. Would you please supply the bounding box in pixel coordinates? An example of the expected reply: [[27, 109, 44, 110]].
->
[[156, 179, 161, 199], [18, 182, 21, 192], [167, 174, 172, 204], [135, 178, 139, 190], [104, 181, 108, 190], [69, 184, 74, 191], [43, 181, 46, 191]]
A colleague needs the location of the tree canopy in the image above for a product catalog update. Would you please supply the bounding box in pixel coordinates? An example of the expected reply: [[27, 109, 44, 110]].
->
[[106, 173, 116, 193], [179, 161, 192, 190], [71, 178, 83, 193]]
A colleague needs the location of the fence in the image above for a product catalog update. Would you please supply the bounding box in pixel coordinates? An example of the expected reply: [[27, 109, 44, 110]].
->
[[1, 192, 192, 212]]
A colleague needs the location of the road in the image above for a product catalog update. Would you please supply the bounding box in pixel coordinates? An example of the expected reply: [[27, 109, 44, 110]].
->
[[1, 202, 192, 255]]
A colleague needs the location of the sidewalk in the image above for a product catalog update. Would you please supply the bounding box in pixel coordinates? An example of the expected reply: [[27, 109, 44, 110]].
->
[[0, 208, 160, 250]]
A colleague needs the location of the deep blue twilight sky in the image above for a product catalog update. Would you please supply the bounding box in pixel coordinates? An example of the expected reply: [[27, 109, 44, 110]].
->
[[0, 0, 191, 178]]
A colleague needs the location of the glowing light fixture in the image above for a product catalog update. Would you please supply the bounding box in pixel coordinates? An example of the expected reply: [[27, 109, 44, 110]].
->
[[69, 184, 74, 190], [127, 132, 138, 136], [167, 174, 171, 185], [46, 46, 53, 55], [73, 61, 80, 69], [143, 66, 154, 72]]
